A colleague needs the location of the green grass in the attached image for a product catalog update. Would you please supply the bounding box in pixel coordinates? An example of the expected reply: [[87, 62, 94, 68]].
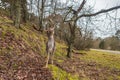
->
[[55, 42, 67, 57], [80, 50, 120, 69], [48, 65, 79, 80]]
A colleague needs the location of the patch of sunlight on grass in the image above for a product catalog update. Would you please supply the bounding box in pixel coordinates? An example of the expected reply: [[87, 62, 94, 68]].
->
[[57, 60, 64, 63], [55, 42, 67, 57], [117, 76, 120, 80], [48, 65, 79, 80], [80, 50, 120, 69]]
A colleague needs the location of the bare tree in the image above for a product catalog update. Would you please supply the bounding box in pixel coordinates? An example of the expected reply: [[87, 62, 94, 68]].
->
[[63, 0, 120, 58]]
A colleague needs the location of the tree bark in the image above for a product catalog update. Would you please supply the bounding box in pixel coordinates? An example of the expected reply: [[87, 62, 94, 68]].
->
[[9, 0, 15, 20], [67, 43, 72, 58], [39, 0, 45, 32], [21, 0, 27, 23], [66, 21, 76, 58], [14, 0, 21, 28]]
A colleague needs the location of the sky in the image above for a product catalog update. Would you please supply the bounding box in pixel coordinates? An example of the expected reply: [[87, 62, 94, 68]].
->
[[88, 0, 120, 11], [60, 0, 120, 38], [88, 0, 120, 38]]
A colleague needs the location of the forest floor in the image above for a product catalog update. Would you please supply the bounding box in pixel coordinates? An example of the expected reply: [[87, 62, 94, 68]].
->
[[0, 15, 120, 80], [0, 15, 52, 80]]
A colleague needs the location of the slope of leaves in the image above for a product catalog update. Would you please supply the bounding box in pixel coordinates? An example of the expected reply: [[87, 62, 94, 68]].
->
[[0, 16, 52, 80]]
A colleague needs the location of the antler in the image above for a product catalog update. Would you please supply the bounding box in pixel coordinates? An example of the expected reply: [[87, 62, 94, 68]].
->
[[49, 19, 55, 28], [49, 19, 54, 24]]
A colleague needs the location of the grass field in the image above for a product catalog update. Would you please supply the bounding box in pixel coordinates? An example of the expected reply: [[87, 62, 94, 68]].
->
[[80, 50, 120, 69], [49, 49, 120, 80]]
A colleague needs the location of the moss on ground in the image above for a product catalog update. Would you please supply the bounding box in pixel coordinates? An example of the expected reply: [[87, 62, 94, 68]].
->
[[48, 65, 79, 80]]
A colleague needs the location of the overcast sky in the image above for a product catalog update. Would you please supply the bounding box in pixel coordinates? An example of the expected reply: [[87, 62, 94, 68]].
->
[[88, 0, 120, 11], [88, 0, 120, 38], [60, 0, 120, 38]]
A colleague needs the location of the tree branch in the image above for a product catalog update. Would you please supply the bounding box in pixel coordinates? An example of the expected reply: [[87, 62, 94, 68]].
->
[[77, 5, 120, 20], [75, 0, 86, 15], [63, 0, 86, 22], [63, 7, 73, 22]]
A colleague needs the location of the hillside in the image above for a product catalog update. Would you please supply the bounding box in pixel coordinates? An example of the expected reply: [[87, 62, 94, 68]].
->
[[0, 16, 120, 80], [0, 16, 53, 79]]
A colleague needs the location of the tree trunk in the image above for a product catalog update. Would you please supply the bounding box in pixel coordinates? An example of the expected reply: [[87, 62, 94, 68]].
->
[[39, 0, 45, 32], [28, 0, 33, 21], [66, 21, 76, 58], [67, 36, 75, 58], [14, 0, 21, 28], [9, 1, 15, 20], [21, 0, 27, 23], [67, 43, 72, 58]]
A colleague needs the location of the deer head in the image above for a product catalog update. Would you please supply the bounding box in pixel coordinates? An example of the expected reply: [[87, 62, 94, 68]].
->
[[46, 19, 55, 37]]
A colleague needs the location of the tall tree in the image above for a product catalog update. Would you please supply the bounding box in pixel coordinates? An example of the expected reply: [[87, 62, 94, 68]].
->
[[115, 30, 120, 39], [9, 0, 15, 20], [63, 0, 86, 58], [21, 0, 28, 23], [38, 0, 46, 31], [14, 0, 21, 28], [99, 40, 105, 49]]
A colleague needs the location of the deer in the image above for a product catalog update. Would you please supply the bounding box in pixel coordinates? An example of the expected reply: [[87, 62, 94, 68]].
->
[[45, 19, 55, 68]]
